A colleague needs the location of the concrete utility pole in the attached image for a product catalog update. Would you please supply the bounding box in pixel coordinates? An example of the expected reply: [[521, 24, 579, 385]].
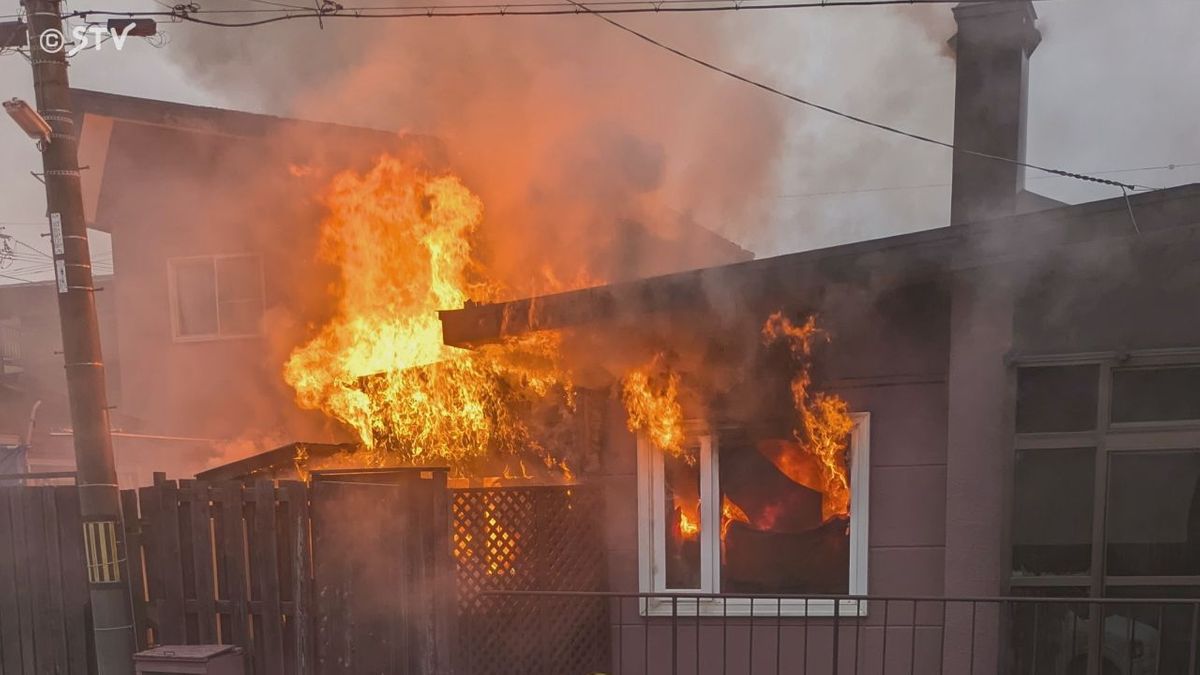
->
[[21, 0, 138, 671]]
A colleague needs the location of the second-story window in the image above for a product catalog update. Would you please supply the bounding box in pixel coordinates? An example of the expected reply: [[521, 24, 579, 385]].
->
[[168, 254, 264, 340]]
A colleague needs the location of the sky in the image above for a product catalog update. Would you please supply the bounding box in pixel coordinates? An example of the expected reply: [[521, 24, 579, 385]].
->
[[1, 0, 1199, 285]]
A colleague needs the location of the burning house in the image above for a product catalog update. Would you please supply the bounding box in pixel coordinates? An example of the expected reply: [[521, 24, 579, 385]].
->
[[5, 1, 1200, 674], [163, 3, 1200, 673]]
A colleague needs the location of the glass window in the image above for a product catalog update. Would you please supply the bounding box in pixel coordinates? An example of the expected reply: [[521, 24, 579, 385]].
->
[[663, 452, 701, 590], [172, 258, 218, 337], [1103, 587, 1200, 674], [1009, 588, 1092, 675], [1016, 365, 1099, 433], [216, 256, 264, 336], [720, 436, 848, 594], [1106, 450, 1200, 577], [1012, 448, 1095, 576], [170, 255, 263, 339], [1112, 367, 1200, 424], [640, 414, 868, 615]]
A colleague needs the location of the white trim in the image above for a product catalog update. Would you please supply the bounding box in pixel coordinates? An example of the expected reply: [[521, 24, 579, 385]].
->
[[637, 412, 871, 617], [166, 253, 265, 342]]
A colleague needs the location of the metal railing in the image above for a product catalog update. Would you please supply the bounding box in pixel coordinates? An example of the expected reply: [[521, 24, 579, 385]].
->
[[472, 591, 1200, 675]]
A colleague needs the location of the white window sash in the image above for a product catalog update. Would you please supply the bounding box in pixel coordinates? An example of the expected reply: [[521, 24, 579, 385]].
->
[[638, 412, 871, 617], [167, 254, 264, 342]]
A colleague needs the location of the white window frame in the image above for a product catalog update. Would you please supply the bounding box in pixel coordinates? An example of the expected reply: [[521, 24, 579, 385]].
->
[[637, 412, 870, 617], [167, 254, 265, 342]]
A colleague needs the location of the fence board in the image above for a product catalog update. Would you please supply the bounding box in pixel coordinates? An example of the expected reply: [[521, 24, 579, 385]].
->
[[20, 487, 58, 675], [38, 488, 69, 675], [0, 487, 23, 674], [251, 480, 284, 673], [217, 481, 251, 656], [57, 486, 91, 675], [121, 487, 149, 650], [188, 481, 218, 642], [10, 489, 35, 675], [152, 480, 186, 644], [280, 480, 312, 675]]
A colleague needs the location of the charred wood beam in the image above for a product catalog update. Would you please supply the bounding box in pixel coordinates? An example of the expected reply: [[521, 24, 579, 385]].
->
[[195, 442, 356, 482]]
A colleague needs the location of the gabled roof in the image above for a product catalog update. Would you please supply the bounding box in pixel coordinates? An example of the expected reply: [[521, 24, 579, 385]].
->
[[438, 183, 1200, 346], [71, 88, 404, 144], [71, 89, 439, 232]]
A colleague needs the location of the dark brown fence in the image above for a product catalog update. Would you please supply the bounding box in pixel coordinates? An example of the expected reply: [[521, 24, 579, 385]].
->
[[0, 477, 607, 674], [0, 485, 92, 675], [125, 477, 313, 675], [120, 476, 608, 675], [309, 469, 456, 675]]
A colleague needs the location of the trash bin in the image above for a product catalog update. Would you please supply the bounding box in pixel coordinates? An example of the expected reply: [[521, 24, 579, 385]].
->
[[133, 645, 245, 675]]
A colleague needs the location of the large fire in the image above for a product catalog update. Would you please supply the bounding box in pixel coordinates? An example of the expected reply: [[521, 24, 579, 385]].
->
[[284, 155, 573, 472], [761, 312, 854, 521], [621, 354, 687, 460]]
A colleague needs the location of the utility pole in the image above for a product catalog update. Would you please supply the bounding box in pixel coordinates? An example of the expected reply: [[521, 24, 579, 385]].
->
[[22, 0, 138, 671]]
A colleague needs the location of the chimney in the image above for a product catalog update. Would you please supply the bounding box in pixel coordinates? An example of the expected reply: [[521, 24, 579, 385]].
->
[[949, 1, 1041, 224]]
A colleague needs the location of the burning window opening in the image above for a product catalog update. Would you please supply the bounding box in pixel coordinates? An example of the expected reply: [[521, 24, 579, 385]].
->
[[644, 415, 869, 613], [637, 311, 865, 608]]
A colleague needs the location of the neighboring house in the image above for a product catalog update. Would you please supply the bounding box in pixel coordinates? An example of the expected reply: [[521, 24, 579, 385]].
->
[[436, 3, 1200, 673], [0, 276, 122, 477], [7, 88, 752, 484]]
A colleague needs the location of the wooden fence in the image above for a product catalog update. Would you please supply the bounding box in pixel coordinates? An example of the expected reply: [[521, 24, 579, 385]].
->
[[124, 477, 313, 675], [0, 485, 92, 675], [2, 476, 607, 675]]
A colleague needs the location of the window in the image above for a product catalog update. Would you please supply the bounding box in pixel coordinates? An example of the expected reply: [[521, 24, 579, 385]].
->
[[1010, 354, 1200, 671], [168, 255, 264, 340], [638, 413, 869, 616], [1010, 352, 1200, 590]]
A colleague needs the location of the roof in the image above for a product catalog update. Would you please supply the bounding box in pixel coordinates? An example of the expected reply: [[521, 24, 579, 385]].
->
[[439, 183, 1200, 346], [71, 88, 404, 144], [71, 89, 440, 232]]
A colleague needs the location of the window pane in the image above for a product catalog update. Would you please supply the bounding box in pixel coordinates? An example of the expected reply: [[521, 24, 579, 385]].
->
[[173, 258, 218, 337], [663, 452, 701, 590], [1009, 587, 1092, 675], [1112, 367, 1200, 423], [216, 256, 263, 336], [1106, 451, 1200, 576], [1103, 587, 1200, 675], [1016, 365, 1099, 433], [1012, 448, 1094, 576], [719, 434, 849, 594]]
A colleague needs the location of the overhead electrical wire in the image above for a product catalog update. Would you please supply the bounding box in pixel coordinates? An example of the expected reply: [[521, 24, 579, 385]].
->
[[62, 0, 1044, 26], [776, 161, 1200, 199], [550, 0, 1147, 193]]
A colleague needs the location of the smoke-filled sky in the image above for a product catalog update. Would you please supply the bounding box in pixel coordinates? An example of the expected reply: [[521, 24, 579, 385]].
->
[[1, 0, 1199, 286]]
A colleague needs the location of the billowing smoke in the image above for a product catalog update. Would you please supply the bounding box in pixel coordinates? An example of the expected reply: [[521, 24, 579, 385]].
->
[[165, 13, 788, 287]]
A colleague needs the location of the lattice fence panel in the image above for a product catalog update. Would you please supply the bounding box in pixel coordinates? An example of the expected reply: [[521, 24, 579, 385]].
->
[[452, 485, 610, 675]]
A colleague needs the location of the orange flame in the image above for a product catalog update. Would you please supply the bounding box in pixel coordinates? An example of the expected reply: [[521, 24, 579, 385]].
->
[[283, 155, 573, 470], [721, 495, 751, 542], [621, 355, 688, 460], [762, 312, 854, 521], [677, 508, 700, 540]]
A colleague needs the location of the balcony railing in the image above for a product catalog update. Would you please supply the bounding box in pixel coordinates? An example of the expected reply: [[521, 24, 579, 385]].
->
[[469, 590, 1200, 675]]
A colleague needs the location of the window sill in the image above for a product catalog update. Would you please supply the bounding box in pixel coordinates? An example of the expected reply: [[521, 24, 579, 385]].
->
[[641, 597, 868, 618], [171, 332, 262, 344]]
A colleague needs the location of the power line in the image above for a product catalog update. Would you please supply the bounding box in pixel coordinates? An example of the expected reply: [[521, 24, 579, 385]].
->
[[12, 238, 51, 259], [557, 0, 1146, 193], [65, 0, 1043, 26], [0, 272, 41, 284], [776, 161, 1200, 199]]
